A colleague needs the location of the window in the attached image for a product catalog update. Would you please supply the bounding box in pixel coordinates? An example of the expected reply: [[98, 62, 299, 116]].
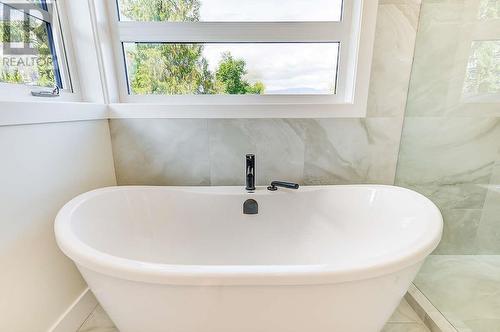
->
[[115, 0, 345, 97], [123, 42, 340, 95], [106, 0, 377, 116], [463, 40, 500, 100], [0, 0, 71, 91], [458, 0, 500, 104], [478, 0, 500, 20]]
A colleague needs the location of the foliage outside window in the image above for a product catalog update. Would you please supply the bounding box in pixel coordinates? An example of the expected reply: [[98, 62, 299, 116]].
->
[[463, 40, 500, 98], [478, 0, 500, 20], [121, 0, 265, 95], [0, 1, 63, 88]]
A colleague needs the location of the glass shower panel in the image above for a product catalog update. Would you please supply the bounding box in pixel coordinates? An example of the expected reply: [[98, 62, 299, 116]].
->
[[395, 0, 500, 330]]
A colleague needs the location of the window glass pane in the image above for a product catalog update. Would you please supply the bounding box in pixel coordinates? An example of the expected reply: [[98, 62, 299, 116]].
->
[[117, 0, 343, 22], [463, 40, 500, 99], [0, 3, 62, 87], [123, 42, 339, 95]]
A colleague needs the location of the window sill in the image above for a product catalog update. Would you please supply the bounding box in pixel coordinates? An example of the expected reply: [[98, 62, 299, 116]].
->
[[0, 101, 108, 126], [0, 99, 367, 127], [108, 102, 366, 119], [0, 83, 81, 103]]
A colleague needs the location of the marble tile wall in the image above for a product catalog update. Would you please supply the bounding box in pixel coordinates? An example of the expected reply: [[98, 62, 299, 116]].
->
[[79, 299, 431, 332], [109, 0, 499, 256], [415, 255, 500, 331], [110, 0, 421, 187], [395, 0, 500, 254]]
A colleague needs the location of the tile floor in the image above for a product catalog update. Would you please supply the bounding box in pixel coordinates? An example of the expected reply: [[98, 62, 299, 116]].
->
[[415, 255, 500, 332], [78, 297, 430, 332], [77, 256, 500, 332]]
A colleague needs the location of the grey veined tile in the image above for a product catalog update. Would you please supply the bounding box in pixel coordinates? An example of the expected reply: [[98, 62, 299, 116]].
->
[[396, 117, 500, 210], [476, 202, 500, 254], [433, 209, 482, 254], [293, 117, 402, 185], [475, 163, 500, 253], [110, 119, 210, 186], [405, 0, 500, 117], [399, 182, 491, 211], [367, 3, 420, 117], [404, 2, 464, 117], [388, 299, 424, 324], [415, 255, 500, 332], [208, 119, 305, 186]]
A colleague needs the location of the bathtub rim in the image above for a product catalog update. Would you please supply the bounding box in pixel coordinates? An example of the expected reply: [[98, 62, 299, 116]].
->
[[55, 185, 443, 286]]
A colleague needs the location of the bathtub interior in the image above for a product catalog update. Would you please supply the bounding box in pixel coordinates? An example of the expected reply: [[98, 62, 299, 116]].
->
[[67, 186, 440, 268]]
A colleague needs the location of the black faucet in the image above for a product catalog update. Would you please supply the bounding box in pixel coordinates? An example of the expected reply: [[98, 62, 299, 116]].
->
[[267, 181, 300, 191], [245, 154, 256, 191]]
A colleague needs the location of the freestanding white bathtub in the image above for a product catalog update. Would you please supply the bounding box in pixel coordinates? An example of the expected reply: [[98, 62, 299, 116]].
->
[[55, 185, 442, 332]]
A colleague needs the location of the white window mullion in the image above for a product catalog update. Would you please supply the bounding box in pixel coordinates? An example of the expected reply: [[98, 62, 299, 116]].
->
[[332, 39, 347, 98], [118, 21, 347, 43]]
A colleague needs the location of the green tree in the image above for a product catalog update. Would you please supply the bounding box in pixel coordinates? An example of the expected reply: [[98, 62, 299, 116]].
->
[[119, 0, 200, 22], [215, 52, 264, 94], [1, 20, 25, 84], [32, 21, 56, 87], [126, 43, 210, 95], [247, 81, 265, 94], [121, 0, 213, 95], [1, 68, 22, 83], [0, 16, 56, 87]]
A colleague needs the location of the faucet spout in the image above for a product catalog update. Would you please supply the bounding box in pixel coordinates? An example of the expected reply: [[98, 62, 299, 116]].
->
[[267, 181, 300, 191], [245, 154, 256, 191]]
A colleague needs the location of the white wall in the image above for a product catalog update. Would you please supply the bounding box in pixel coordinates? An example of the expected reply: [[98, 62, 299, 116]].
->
[[0, 120, 116, 332]]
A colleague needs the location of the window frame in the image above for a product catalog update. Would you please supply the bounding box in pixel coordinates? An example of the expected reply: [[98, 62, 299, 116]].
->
[[458, 10, 500, 104], [105, 0, 379, 118], [0, 0, 80, 102]]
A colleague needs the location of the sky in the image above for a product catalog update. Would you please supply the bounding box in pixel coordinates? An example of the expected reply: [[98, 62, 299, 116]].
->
[[198, 0, 342, 22]]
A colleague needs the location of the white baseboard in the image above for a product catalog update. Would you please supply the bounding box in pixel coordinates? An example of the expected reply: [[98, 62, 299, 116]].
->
[[48, 288, 98, 332]]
